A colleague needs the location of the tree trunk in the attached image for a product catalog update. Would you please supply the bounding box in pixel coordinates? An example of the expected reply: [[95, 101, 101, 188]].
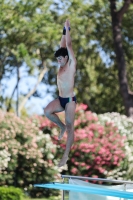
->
[[109, 0, 133, 118]]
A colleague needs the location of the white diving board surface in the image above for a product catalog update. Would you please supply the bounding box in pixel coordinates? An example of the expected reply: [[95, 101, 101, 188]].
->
[[34, 182, 133, 199]]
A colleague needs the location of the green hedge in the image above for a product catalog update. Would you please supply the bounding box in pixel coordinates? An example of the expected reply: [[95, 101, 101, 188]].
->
[[0, 187, 23, 200]]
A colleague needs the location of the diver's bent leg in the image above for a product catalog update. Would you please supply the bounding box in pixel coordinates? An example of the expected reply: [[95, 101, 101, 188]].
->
[[44, 99, 66, 139], [58, 123, 74, 167]]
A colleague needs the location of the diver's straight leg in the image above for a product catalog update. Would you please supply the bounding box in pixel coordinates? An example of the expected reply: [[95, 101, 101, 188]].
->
[[58, 101, 76, 167]]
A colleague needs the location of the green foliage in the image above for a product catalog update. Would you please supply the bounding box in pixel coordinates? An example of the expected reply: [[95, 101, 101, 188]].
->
[[0, 110, 59, 198], [0, 187, 23, 200], [1, 0, 133, 116], [24, 197, 61, 200]]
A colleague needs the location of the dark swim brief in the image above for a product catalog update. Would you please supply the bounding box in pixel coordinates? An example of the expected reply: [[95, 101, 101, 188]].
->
[[59, 96, 77, 109]]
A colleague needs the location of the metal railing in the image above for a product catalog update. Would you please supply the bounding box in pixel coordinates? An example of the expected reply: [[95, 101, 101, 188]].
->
[[61, 175, 133, 200]]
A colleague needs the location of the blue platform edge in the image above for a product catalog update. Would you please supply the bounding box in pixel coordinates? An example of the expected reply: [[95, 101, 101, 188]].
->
[[34, 182, 133, 199]]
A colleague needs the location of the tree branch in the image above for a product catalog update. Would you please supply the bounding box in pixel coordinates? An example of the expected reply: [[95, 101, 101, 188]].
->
[[6, 78, 20, 112], [18, 66, 47, 113], [117, 0, 132, 21], [7, 63, 21, 112]]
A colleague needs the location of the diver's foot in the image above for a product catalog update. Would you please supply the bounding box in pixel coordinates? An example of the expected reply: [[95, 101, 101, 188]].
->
[[58, 125, 66, 140], [58, 154, 68, 167]]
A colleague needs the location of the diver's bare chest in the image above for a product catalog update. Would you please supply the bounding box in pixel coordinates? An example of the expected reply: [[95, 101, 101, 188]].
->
[[57, 67, 69, 79]]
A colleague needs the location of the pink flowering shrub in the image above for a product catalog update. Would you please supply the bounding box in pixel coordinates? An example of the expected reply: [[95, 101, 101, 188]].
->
[[0, 110, 59, 197], [41, 104, 126, 179], [98, 112, 133, 180]]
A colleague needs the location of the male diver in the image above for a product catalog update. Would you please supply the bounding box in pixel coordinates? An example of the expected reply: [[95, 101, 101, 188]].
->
[[44, 19, 77, 167]]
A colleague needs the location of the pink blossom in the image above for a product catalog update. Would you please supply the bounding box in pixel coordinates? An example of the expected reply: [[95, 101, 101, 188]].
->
[[99, 168, 105, 173], [92, 175, 98, 178], [75, 152, 80, 156], [75, 162, 79, 166], [80, 162, 86, 167], [76, 103, 88, 112], [71, 167, 78, 174], [99, 148, 106, 154], [71, 158, 75, 163], [88, 131, 94, 137], [86, 165, 91, 170]]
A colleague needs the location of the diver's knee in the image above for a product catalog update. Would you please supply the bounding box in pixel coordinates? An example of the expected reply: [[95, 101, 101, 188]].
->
[[66, 122, 73, 131], [44, 107, 50, 117]]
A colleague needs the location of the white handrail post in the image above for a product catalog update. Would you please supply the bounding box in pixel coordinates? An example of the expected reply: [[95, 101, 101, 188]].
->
[[61, 190, 64, 200]]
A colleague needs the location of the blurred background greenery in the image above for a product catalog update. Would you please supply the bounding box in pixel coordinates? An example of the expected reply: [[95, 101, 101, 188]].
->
[[1, 0, 133, 117], [0, 0, 133, 199]]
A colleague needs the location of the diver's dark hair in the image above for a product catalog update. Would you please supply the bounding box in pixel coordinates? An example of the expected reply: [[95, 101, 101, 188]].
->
[[54, 47, 69, 58]]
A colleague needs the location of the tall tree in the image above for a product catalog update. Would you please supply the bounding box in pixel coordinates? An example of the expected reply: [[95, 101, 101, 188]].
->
[[109, 0, 133, 117]]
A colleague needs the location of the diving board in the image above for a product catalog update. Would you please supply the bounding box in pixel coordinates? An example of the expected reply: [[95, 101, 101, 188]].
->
[[34, 182, 133, 199]]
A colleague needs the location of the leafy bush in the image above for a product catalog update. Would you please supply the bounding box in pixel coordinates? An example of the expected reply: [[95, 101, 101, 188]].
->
[[98, 112, 133, 180], [0, 187, 23, 200], [41, 104, 126, 179], [0, 110, 59, 197]]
